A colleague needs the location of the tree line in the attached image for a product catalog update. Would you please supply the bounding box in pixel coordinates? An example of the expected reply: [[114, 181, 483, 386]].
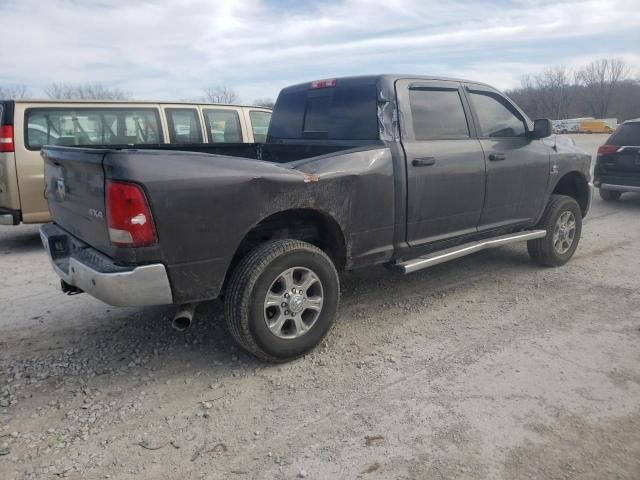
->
[[0, 82, 275, 109], [506, 58, 639, 121], [2, 58, 637, 120]]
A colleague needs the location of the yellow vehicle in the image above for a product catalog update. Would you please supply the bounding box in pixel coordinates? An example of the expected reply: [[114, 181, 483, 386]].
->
[[578, 120, 613, 134]]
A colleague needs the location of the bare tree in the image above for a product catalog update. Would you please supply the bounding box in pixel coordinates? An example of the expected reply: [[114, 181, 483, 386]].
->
[[609, 78, 640, 123], [252, 98, 275, 109], [203, 86, 240, 105], [535, 66, 573, 119], [44, 82, 130, 100], [0, 84, 29, 99], [508, 67, 573, 119], [576, 58, 630, 118], [506, 59, 639, 122], [508, 75, 541, 119]]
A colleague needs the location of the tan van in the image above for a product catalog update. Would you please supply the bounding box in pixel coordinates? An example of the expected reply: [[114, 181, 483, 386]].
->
[[0, 100, 272, 225]]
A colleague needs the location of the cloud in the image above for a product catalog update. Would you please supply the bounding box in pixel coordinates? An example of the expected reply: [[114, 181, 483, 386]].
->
[[0, 0, 638, 101]]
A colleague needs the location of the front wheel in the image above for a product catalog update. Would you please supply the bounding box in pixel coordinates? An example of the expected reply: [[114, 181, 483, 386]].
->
[[528, 195, 582, 267], [225, 239, 339, 362], [599, 188, 622, 201]]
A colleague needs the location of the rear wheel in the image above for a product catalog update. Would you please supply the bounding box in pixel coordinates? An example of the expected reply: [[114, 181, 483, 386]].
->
[[225, 239, 339, 362], [599, 188, 622, 201], [528, 195, 582, 267]]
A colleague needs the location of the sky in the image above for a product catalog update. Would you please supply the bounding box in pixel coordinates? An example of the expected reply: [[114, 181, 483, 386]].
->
[[0, 0, 639, 103]]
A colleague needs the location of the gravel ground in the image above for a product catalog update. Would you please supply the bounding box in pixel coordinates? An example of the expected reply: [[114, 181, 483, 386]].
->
[[1, 134, 639, 479]]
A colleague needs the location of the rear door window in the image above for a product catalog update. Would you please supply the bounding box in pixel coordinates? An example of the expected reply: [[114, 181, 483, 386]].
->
[[25, 108, 162, 149], [203, 109, 242, 143], [249, 110, 271, 143], [608, 123, 640, 145], [409, 88, 470, 140], [469, 91, 526, 138], [166, 108, 203, 143]]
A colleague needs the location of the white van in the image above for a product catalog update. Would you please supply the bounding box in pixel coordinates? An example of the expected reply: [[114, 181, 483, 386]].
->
[[0, 100, 271, 225]]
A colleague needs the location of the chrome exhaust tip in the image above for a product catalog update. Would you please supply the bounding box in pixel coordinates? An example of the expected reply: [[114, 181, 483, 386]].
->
[[171, 303, 198, 331]]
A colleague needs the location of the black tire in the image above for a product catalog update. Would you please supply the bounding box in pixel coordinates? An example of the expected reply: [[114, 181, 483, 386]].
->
[[599, 188, 622, 201], [527, 195, 582, 267], [225, 239, 339, 362]]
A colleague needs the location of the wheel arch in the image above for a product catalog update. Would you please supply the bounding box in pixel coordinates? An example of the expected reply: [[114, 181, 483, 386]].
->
[[550, 171, 590, 217], [221, 208, 348, 294]]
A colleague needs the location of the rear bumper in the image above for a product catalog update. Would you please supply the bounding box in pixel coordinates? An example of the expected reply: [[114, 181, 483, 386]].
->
[[593, 168, 640, 191], [600, 183, 640, 193], [39, 223, 173, 307]]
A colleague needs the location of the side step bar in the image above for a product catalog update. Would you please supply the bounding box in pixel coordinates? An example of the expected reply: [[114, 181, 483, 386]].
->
[[393, 230, 547, 274]]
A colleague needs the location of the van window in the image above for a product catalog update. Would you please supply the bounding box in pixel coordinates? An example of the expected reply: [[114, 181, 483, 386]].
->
[[203, 109, 242, 143], [166, 108, 203, 143], [249, 110, 271, 143], [409, 88, 469, 140], [26, 108, 162, 149]]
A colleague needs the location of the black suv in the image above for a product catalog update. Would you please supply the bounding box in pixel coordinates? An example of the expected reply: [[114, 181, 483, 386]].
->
[[594, 118, 640, 201]]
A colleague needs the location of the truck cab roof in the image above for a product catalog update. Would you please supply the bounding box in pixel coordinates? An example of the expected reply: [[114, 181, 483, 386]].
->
[[281, 74, 495, 92]]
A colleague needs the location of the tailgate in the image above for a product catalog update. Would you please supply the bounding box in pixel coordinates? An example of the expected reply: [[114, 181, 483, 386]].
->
[[609, 146, 640, 173], [42, 146, 111, 252]]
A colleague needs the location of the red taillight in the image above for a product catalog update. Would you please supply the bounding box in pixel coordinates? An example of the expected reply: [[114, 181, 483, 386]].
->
[[106, 180, 156, 247], [310, 78, 336, 89], [0, 125, 14, 153], [597, 144, 618, 156]]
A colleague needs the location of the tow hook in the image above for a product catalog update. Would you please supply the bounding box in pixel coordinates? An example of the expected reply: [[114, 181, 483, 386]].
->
[[172, 303, 199, 331]]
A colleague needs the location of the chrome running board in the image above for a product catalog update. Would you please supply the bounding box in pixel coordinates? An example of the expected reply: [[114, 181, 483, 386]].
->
[[394, 230, 547, 274]]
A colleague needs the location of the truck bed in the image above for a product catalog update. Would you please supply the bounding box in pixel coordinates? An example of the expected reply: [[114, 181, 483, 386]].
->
[[61, 141, 369, 164], [41, 140, 391, 284]]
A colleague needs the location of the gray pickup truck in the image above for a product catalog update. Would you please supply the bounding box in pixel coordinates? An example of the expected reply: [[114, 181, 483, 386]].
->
[[40, 75, 592, 361]]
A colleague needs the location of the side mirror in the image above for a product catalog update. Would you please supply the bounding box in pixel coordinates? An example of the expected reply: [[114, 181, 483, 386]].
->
[[530, 118, 552, 139]]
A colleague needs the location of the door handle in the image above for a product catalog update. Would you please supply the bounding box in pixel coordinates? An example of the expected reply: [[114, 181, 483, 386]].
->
[[412, 157, 436, 167], [489, 153, 506, 161]]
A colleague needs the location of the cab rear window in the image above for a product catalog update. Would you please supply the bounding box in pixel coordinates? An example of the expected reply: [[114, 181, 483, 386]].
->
[[269, 83, 379, 140], [608, 123, 640, 146], [25, 108, 162, 149]]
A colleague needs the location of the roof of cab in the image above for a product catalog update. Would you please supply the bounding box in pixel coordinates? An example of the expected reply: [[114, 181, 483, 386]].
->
[[279, 74, 496, 91]]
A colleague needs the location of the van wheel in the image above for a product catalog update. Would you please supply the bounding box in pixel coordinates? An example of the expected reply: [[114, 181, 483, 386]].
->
[[528, 195, 582, 267], [599, 188, 622, 201], [225, 239, 339, 362]]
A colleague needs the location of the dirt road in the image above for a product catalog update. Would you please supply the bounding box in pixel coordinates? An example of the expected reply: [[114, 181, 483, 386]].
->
[[1, 134, 639, 479]]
